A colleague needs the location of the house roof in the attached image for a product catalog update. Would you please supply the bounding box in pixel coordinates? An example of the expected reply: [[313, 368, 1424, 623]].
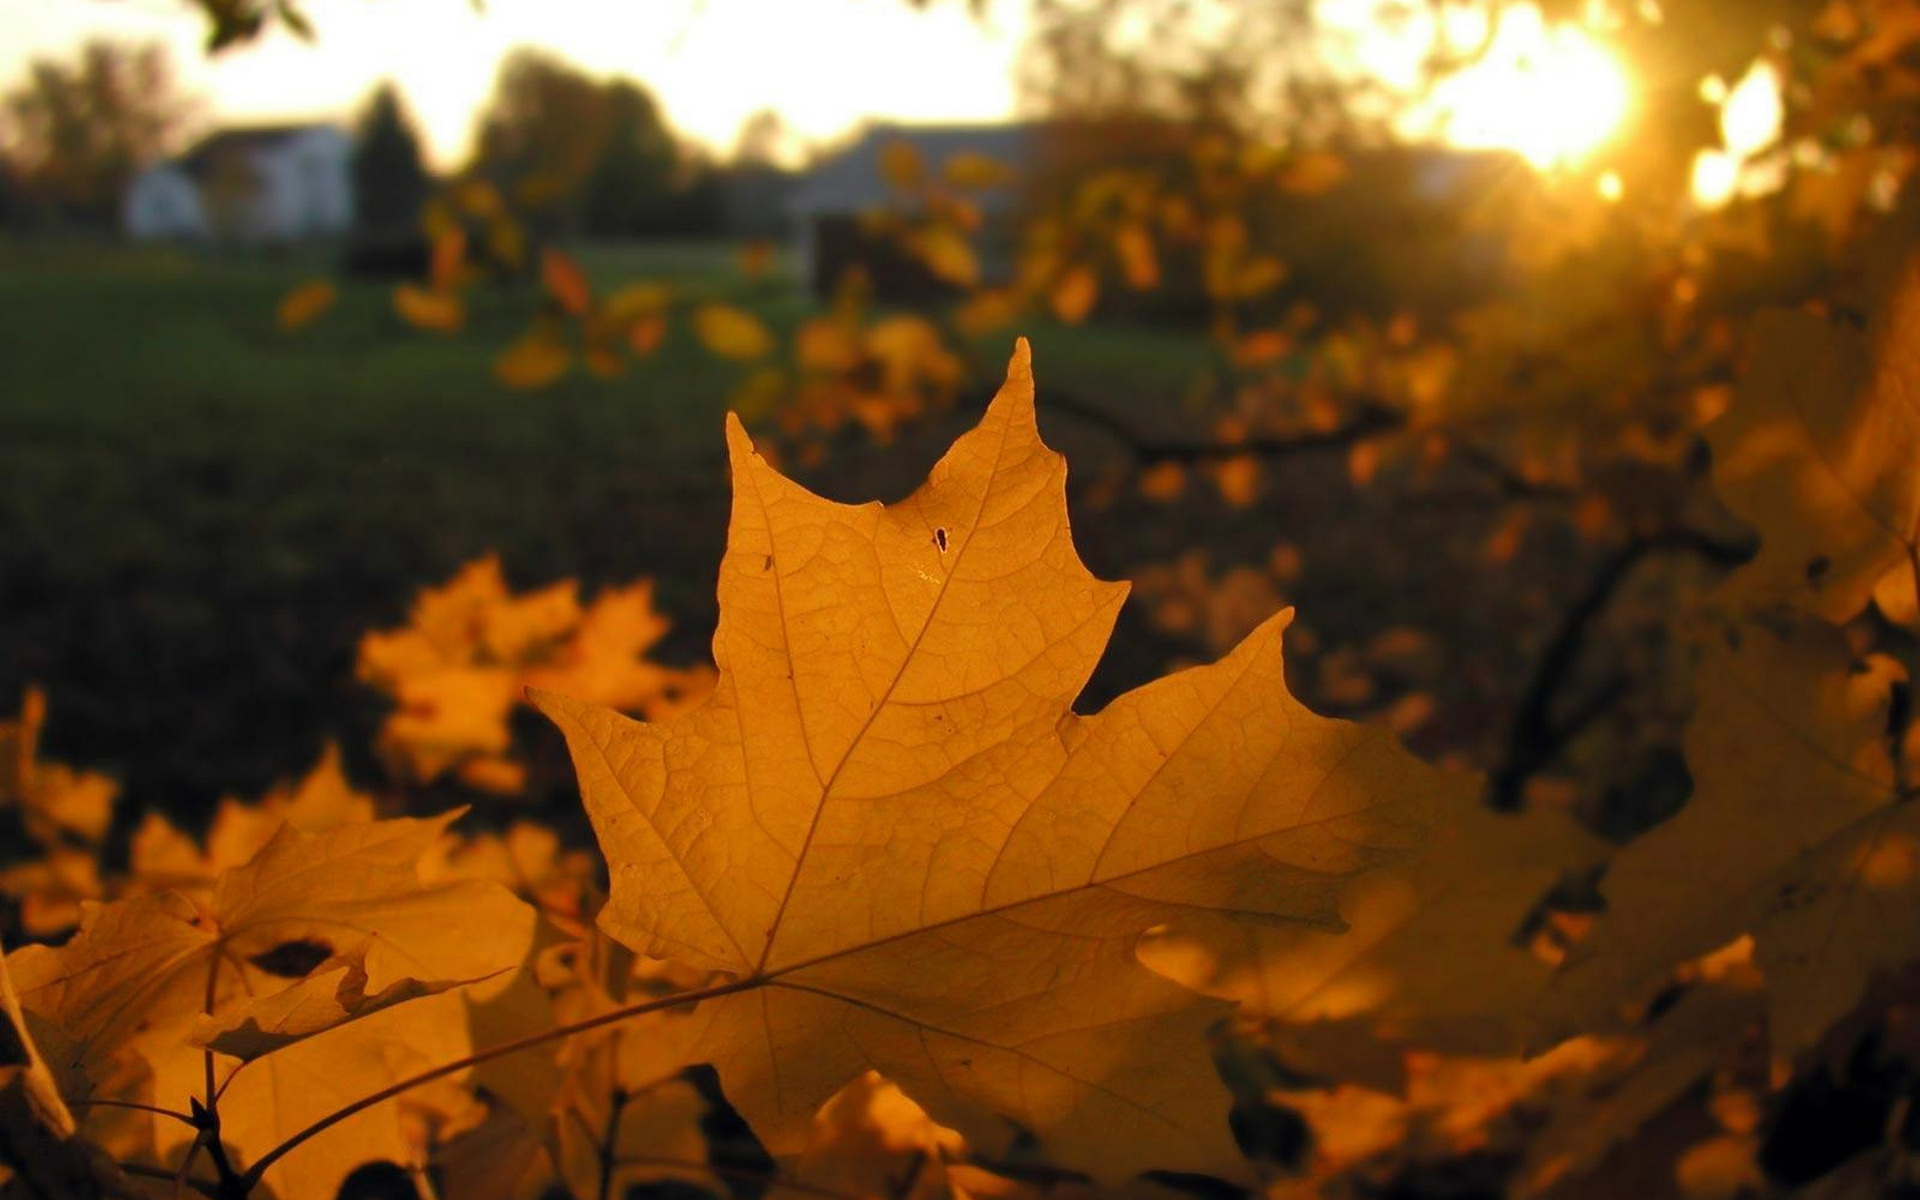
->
[[789, 122, 1038, 218], [176, 123, 343, 179]]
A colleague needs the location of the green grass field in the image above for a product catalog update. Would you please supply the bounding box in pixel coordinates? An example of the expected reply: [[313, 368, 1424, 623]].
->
[[0, 239, 1222, 812]]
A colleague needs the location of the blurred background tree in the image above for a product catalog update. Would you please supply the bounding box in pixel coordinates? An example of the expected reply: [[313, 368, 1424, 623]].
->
[[466, 48, 712, 240], [1, 40, 191, 229], [580, 81, 684, 235], [348, 82, 430, 270]]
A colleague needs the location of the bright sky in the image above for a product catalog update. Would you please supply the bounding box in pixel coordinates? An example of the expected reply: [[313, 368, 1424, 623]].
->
[[4, 0, 1029, 166], [7, 0, 1714, 183]]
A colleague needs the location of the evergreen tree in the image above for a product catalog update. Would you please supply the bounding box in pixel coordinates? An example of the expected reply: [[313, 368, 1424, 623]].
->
[[351, 82, 428, 240]]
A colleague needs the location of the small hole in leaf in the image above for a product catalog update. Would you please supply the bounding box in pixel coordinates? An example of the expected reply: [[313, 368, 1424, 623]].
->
[[935, 528, 948, 552], [249, 939, 333, 978]]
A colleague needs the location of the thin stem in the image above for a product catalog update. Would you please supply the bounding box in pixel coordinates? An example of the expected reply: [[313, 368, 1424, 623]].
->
[[200, 954, 220, 1115], [239, 974, 757, 1191], [72, 1098, 198, 1126], [595, 1032, 626, 1200]]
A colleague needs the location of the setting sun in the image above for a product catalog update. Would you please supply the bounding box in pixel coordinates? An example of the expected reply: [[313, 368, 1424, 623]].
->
[[1431, 8, 1632, 168]]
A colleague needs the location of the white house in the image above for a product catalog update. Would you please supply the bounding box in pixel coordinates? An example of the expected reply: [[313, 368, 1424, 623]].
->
[[124, 123, 353, 244]]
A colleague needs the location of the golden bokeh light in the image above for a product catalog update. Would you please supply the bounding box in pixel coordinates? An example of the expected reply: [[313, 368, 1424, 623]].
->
[[1691, 57, 1786, 208]]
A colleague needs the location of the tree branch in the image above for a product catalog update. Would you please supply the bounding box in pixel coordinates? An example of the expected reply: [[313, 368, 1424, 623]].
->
[[1042, 391, 1405, 466], [1488, 524, 1754, 810]]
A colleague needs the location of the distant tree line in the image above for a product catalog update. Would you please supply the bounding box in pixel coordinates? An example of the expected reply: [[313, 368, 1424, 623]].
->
[[463, 48, 728, 240], [0, 39, 793, 244], [0, 40, 190, 230]]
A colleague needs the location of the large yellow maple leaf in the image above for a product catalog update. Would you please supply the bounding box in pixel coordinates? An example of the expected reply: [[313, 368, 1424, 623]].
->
[[533, 342, 1459, 1179]]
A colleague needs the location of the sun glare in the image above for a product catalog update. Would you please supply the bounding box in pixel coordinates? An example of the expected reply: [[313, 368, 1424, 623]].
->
[[1431, 7, 1632, 169]]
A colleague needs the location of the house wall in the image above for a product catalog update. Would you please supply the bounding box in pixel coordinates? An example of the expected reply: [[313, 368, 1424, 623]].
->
[[123, 125, 354, 246], [123, 166, 209, 241], [247, 128, 354, 243]]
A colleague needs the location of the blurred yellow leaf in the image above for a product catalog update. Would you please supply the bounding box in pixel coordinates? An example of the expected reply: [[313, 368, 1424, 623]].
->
[[915, 225, 980, 288], [429, 228, 467, 292], [864, 315, 961, 394], [487, 217, 527, 270], [1540, 613, 1920, 1062], [627, 313, 667, 357], [393, 284, 465, 333], [941, 150, 1011, 190], [358, 556, 697, 789], [1115, 223, 1160, 291], [495, 333, 573, 390], [1, 688, 116, 850], [1279, 151, 1350, 195], [451, 177, 505, 220], [727, 367, 789, 422], [276, 280, 337, 331], [953, 287, 1020, 336], [1707, 259, 1920, 623], [694, 303, 775, 361], [1139, 461, 1188, 501], [584, 345, 625, 378], [739, 238, 775, 278], [879, 139, 925, 191], [796, 317, 864, 374], [540, 247, 592, 317], [1050, 265, 1098, 324], [603, 282, 672, 324], [1210, 454, 1259, 506], [1234, 329, 1291, 368], [1233, 256, 1288, 299]]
